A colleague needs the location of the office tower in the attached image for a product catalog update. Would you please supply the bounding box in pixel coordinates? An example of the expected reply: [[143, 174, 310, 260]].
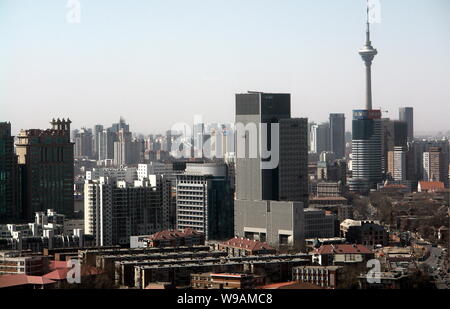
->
[[315, 122, 331, 155], [15, 118, 74, 220], [387, 146, 407, 181], [349, 7, 382, 193], [423, 146, 449, 187], [74, 127, 93, 158], [234, 92, 307, 248], [175, 163, 233, 240], [0, 122, 20, 222], [399, 107, 414, 142], [84, 177, 162, 246], [92, 124, 103, 159], [98, 129, 116, 161], [279, 118, 309, 203], [329, 113, 346, 159]]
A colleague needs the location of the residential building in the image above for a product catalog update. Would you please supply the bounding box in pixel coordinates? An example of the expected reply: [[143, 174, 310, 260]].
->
[[292, 265, 344, 289], [310, 244, 374, 266], [84, 177, 163, 246]]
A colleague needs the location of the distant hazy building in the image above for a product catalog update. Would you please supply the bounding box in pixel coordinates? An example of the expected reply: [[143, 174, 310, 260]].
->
[[329, 113, 346, 159], [15, 118, 74, 220], [0, 122, 20, 222], [92, 124, 104, 159], [399, 107, 414, 142], [98, 129, 116, 161], [308, 122, 318, 153], [74, 128, 93, 158]]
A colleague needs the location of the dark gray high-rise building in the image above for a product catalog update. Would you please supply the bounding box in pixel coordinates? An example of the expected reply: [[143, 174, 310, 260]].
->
[[0, 122, 20, 223], [16, 118, 74, 220], [329, 113, 346, 159], [234, 92, 307, 248], [399, 107, 414, 142], [316, 122, 331, 155]]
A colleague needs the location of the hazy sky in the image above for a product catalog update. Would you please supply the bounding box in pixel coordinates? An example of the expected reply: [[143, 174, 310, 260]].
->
[[0, 0, 449, 135]]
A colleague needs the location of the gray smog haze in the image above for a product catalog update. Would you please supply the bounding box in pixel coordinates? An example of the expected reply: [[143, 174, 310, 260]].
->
[[0, 0, 449, 135]]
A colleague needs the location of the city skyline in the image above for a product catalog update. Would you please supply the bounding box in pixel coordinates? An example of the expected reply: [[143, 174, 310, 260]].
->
[[0, 0, 449, 135]]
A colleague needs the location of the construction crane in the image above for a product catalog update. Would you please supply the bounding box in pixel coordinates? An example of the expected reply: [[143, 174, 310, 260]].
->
[[378, 107, 389, 117]]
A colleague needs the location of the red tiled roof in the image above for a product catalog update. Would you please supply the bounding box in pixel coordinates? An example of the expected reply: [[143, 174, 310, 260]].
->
[[313, 244, 372, 255], [310, 196, 347, 201], [258, 281, 325, 289], [149, 229, 202, 241], [43, 268, 69, 280], [419, 181, 445, 191], [0, 275, 55, 288], [220, 237, 275, 252], [383, 184, 408, 189], [49, 260, 69, 270]]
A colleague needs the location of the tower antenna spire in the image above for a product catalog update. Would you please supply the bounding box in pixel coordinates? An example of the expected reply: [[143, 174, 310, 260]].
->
[[359, 0, 377, 110], [366, 0, 371, 45]]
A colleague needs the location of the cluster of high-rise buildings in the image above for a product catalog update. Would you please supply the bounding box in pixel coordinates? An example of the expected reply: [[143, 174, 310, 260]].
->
[[0, 2, 449, 271]]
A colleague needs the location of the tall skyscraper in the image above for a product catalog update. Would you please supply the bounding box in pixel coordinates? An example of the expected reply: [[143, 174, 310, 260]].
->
[[399, 107, 414, 142], [234, 92, 307, 248], [0, 122, 20, 223], [329, 113, 346, 159], [15, 118, 74, 220], [349, 6, 383, 193]]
